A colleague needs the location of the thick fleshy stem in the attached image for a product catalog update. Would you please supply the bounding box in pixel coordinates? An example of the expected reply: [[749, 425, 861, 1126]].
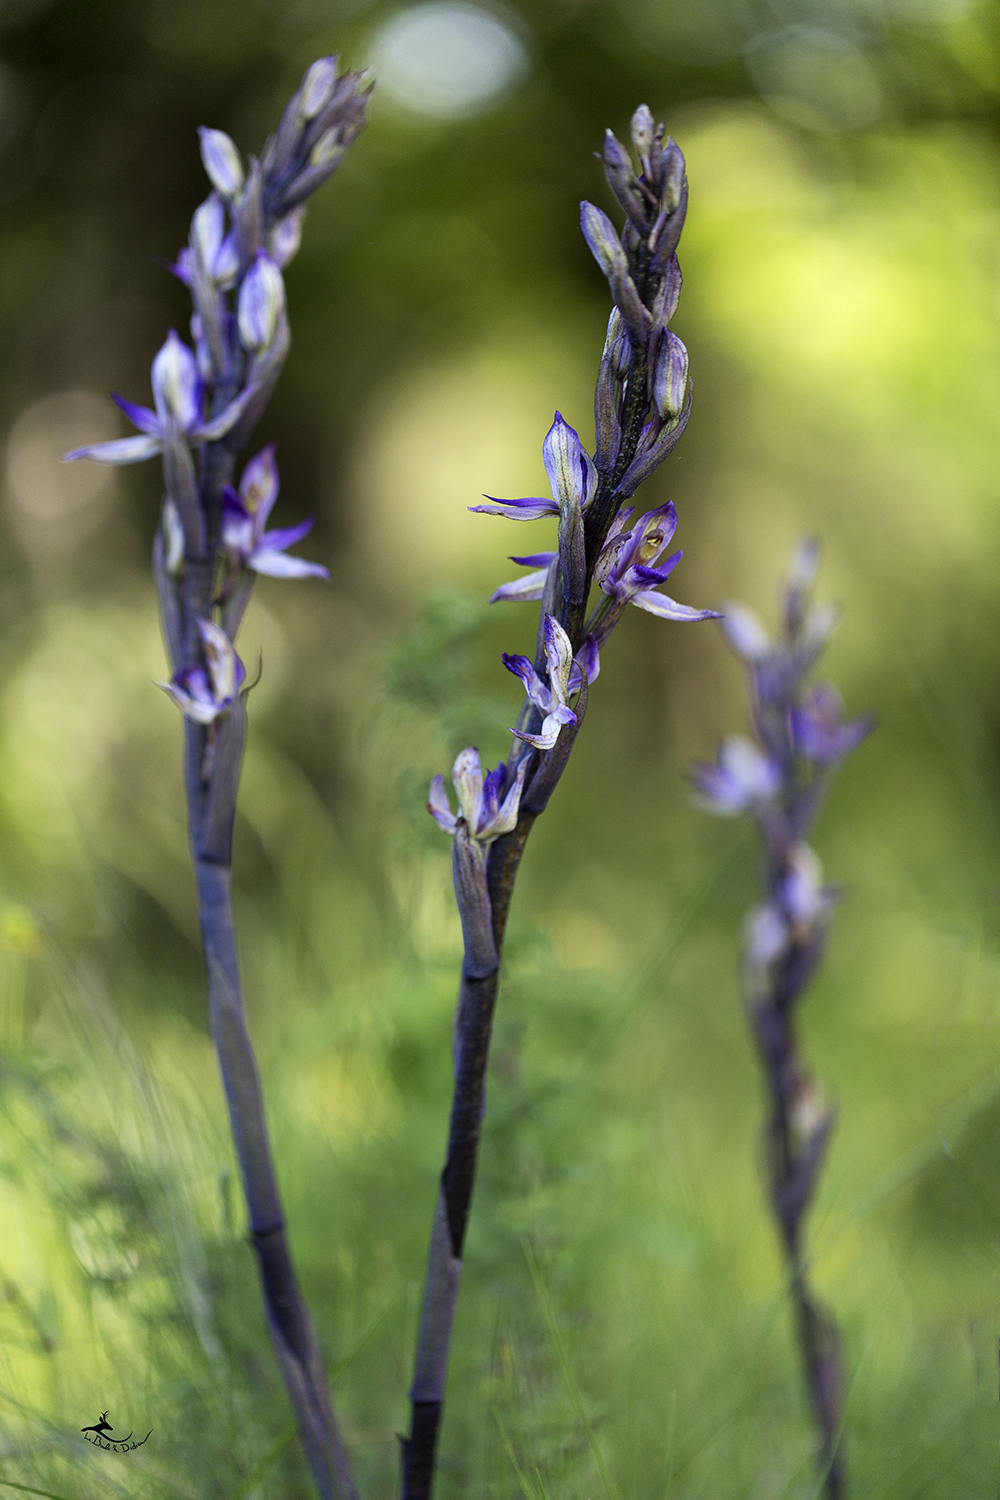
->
[[402, 104, 697, 1498]]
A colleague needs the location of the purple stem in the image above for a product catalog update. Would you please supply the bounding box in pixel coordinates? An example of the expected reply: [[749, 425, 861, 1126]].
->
[[750, 947, 844, 1499]]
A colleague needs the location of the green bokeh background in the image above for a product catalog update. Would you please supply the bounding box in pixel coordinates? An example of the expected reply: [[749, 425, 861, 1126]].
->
[[0, 0, 996, 1495]]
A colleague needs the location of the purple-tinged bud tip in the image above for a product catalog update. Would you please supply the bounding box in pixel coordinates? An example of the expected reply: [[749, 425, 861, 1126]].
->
[[162, 499, 185, 575], [630, 104, 656, 166], [197, 126, 245, 199], [721, 603, 771, 661], [300, 56, 339, 119], [661, 138, 685, 213], [237, 251, 285, 351], [152, 331, 201, 429], [191, 193, 225, 267], [269, 206, 306, 269], [653, 330, 689, 421]]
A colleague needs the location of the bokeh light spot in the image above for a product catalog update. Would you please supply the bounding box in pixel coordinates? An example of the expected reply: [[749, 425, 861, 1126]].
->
[[6, 391, 116, 521], [745, 26, 883, 132], [368, 3, 529, 118]]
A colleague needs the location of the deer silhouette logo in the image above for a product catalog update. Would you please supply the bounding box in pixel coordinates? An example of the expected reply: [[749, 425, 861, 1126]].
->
[[81, 1411, 132, 1442], [80, 1411, 150, 1450]]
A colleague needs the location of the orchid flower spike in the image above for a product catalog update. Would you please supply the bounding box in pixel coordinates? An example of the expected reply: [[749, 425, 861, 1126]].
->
[[470, 413, 597, 522], [63, 331, 256, 467], [158, 619, 246, 723], [427, 748, 528, 845], [221, 445, 328, 579]]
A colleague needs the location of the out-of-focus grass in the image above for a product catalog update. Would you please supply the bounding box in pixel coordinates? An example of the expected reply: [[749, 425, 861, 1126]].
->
[[0, 90, 1000, 1500]]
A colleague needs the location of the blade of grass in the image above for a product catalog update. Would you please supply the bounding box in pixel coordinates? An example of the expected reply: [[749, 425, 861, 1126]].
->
[[0, 1483, 77, 1500], [492, 1406, 543, 1500], [521, 1238, 617, 1500], [328, 1295, 398, 1385], [229, 1425, 297, 1500]]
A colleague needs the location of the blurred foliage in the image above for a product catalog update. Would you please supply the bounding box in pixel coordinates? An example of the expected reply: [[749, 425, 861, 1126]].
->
[[0, 0, 997, 1496]]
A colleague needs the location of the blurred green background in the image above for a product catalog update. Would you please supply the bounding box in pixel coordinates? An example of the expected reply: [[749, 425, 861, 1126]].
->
[[0, 0, 997, 1495]]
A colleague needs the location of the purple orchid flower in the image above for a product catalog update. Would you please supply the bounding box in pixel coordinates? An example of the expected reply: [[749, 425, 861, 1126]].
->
[[428, 747, 528, 845], [690, 735, 781, 814], [593, 501, 719, 630], [221, 445, 328, 579], [792, 683, 874, 765], [63, 330, 255, 466], [158, 619, 246, 723], [503, 614, 590, 751], [469, 412, 597, 522]]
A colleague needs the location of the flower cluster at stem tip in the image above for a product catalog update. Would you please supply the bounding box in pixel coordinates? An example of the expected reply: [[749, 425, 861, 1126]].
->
[[429, 102, 722, 847]]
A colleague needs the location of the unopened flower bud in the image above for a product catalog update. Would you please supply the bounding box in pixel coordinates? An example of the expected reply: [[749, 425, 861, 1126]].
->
[[237, 251, 285, 351], [602, 128, 631, 176], [152, 331, 200, 428], [803, 601, 840, 653], [660, 138, 685, 212], [269, 206, 306, 269], [745, 903, 788, 969], [721, 604, 771, 661], [191, 193, 225, 268], [197, 127, 245, 199], [788, 536, 820, 592], [212, 232, 239, 287], [790, 1077, 828, 1146], [781, 843, 826, 927], [580, 201, 651, 344], [653, 330, 688, 421], [190, 313, 213, 381], [300, 56, 338, 119], [580, 200, 624, 278], [309, 126, 345, 169], [162, 498, 185, 575], [602, 128, 649, 232], [630, 103, 656, 170]]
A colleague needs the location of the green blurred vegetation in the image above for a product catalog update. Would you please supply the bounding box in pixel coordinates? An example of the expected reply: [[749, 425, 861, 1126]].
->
[[0, 0, 996, 1495]]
